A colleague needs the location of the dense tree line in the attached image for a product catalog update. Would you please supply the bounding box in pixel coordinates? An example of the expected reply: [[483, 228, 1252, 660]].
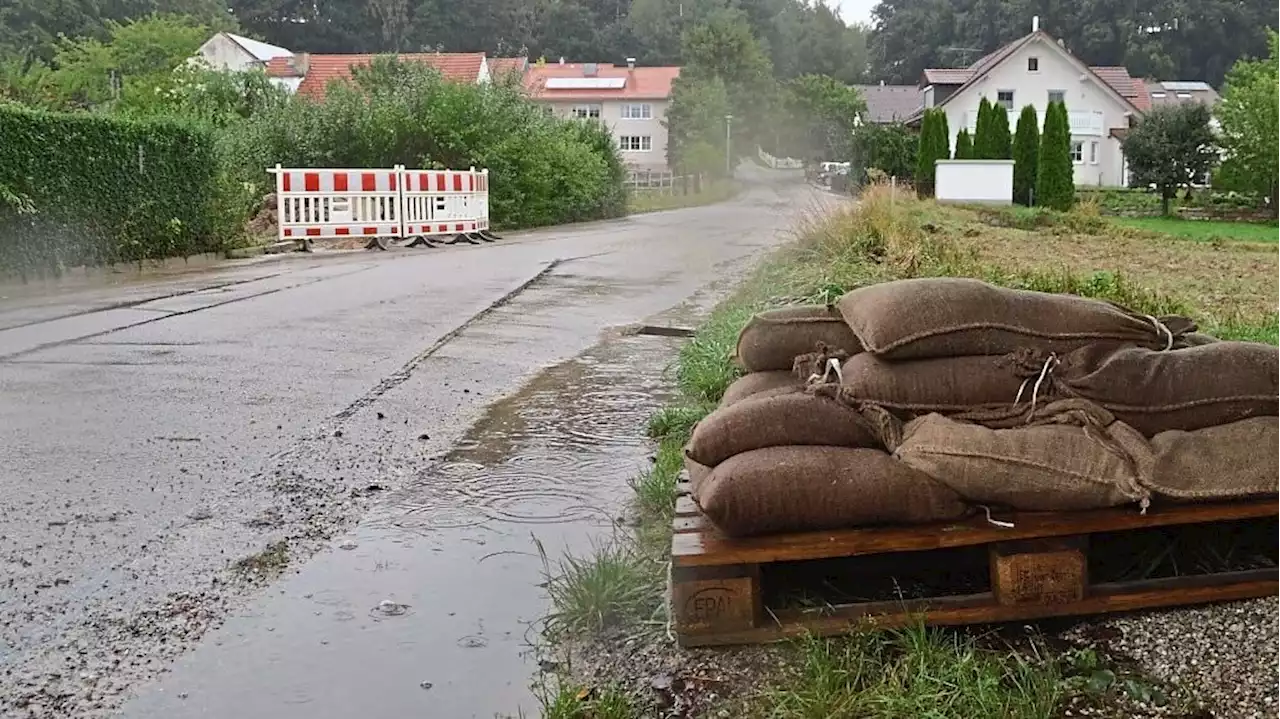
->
[[870, 0, 1277, 86], [0, 0, 869, 84]]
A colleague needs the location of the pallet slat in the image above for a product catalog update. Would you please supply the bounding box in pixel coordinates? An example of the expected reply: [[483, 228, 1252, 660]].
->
[[673, 499, 1278, 567]]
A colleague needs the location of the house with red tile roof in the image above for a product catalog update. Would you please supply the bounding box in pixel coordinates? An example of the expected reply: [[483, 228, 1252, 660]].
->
[[912, 18, 1150, 187], [264, 52, 490, 100], [525, 59, 681, 173]]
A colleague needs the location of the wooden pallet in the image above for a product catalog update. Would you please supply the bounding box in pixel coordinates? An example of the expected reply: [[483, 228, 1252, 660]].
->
[[670, 481, 1278, 647]]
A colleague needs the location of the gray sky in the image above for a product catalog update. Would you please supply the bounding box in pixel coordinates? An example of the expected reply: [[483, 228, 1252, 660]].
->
[[829, 0, 880, 26]]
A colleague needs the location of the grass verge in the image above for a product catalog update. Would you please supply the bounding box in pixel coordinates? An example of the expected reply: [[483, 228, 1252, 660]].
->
[[537, 182, 1276, 717], [627, 181, 738, 214], [1109, 215, 1278, 244]]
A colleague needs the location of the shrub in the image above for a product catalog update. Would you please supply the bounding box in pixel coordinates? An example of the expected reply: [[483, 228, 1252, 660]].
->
[[0, 105, 218, 278], [988, 101, 1012, 159], [973, 97, 992, 158], [851, 122, 917, 181], [1012, 105, 1038, 205], [221, 58, 625, 229], [914, 109, 948, 197], [1036, 101, 1074, 211], [1122, 103, 1218, 215]]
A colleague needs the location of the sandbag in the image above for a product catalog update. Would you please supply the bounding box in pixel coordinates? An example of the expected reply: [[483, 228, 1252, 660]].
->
[[734, 305, 863, 372], [893, 400, 1151, 512], [1136, 417, 1279, 501], [837, 277, 1195, 360], [687, 392, 881, 467], [834, 352, 1028, 414], [1048, 342, 1278, 435], [684, 451, 713, 494], [695, 446, 968, 537], [718, 371, 802, 407]]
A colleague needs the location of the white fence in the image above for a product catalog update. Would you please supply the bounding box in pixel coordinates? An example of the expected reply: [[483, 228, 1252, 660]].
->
[[757, 147, 804, 169], [935, 160, 1014, 205], [271, 165, 490, 245], [624, 170, 704, 195]]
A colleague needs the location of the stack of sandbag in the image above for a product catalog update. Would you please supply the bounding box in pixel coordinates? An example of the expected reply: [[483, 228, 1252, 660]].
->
[[686, 278, 1278, 539]]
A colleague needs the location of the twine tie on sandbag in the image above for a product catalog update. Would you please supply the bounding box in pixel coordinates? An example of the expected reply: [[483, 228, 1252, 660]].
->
[[1012, 353, 1059, 420], [1144, 314, 1175, 351], [805, 356, 845, 386], [977, 505, 1016, 528]]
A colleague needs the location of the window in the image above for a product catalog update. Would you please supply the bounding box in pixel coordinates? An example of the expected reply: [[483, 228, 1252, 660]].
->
[[1176, 92, 1192, 99], [1027, 57, 1039, 72], [1151, 92, 1167, 99], [619, 135, 652, 151], [1070, 141, 1084, 164], [996, 90, 1014, 110], [571, 104, 601, 119], [621, 103, 652, 119], [1089, 141, 1098, 164], [1048, 90, 1065, 104], [541, 105, 554, 116]]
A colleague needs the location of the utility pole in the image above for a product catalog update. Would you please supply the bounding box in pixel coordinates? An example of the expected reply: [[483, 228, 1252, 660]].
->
[[725, 114, 733, 177]]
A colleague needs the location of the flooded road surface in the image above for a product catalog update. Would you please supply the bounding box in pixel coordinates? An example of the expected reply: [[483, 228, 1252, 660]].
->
[[2, 167, 820, 717], [122, 331, 682, 719]]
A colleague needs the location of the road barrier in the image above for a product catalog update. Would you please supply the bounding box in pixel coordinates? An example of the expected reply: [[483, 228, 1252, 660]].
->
[[270, 165, 495, 250]]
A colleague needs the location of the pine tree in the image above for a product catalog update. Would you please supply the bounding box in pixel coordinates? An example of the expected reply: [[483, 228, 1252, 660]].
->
[[1012, 105, 1039, 205], [954, 128, 974, 159], [1036, 101, 1074, 210], [936, 110, 951, 159], [973, 97, 992, 158], [915, 109, 938, 196], [989, 102, 1012, 159]]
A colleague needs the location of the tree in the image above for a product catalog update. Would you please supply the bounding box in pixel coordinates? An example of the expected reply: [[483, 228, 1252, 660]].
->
[[47, 14, 211, 108], [664, 74, 732, 176], [953, 128, 973, 159], [1036, 101, 1074, 210], [783, 74, 866, 160], [972, 97, 992, 158], [988, 101, 1011, 158], [1011, 104, 1038, 205], [914, 108, 948, 196], [1122, 103, 1219, 215], [1215, 30, 1278, 212]]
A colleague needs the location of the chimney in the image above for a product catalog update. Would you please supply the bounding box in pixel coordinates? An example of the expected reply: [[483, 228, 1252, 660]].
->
[[879, 79, 885, 86], [287, 52, 310, 76], [584, 62, 598, 76], [558, 56, 565, 66], [626, 57, 636, 70], [1032, 15, 1039, 32]]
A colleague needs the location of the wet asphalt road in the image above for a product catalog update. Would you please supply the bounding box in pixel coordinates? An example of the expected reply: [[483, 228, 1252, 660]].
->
[[0, 169, 821, 718]]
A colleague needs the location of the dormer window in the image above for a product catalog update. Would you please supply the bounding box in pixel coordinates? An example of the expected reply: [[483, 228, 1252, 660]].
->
[[1027, 57, 1039, 72]]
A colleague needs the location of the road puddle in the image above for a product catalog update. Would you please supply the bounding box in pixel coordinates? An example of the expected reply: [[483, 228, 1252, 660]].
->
[[124, 330, 685, 719], [384, 343, 674, 532]]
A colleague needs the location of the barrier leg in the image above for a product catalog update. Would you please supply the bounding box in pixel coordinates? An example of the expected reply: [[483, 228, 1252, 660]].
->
[[478, 230, 501, 242], [464, 232, 488, 243], [446, 233, 479, 245], [365, 237, 390, 251], [404, 235, 438, 248]]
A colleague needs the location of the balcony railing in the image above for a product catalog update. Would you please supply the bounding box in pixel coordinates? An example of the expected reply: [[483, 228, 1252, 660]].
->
[[963, 108, 1106, 137]]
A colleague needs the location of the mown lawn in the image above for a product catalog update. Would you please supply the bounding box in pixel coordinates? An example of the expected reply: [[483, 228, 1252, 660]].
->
[[1110, 215, 1279, 243]]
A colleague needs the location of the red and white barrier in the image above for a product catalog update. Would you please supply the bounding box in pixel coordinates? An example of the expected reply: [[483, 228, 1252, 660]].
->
[[401, 168, 490, 236], [270, 165, 490, 245]]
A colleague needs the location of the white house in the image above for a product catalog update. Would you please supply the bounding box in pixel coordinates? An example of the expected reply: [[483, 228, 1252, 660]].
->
[[912, 19, 1152, 188], [524, 60, 680, 173], [194, 32, 293, 72]]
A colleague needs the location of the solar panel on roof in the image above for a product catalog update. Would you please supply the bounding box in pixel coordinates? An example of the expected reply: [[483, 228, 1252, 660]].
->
[[544, 77, 627, 90], [1160, 81, 1212, 91]]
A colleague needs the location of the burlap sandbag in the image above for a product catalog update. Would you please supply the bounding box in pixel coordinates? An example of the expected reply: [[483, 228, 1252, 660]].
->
[[1046, 342, 1278, 435], [684, 451, 713, 494], [719, 371, 802, 407], [1133, 417, 1279, 501], [837, 277, 1195, 360], [687, 392, 881, 467], [893, 400, 1151, 511], [695, 446, 968, 537], [833, 352, 1028, 414], [734, 305, 863, 372]]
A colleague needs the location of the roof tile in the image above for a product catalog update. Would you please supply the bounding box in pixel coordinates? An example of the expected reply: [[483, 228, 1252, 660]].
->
[[268, 53, 485, 100]]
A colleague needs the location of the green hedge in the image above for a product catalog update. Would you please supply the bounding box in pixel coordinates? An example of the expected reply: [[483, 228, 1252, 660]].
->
[[0, 106, 219, 277]]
